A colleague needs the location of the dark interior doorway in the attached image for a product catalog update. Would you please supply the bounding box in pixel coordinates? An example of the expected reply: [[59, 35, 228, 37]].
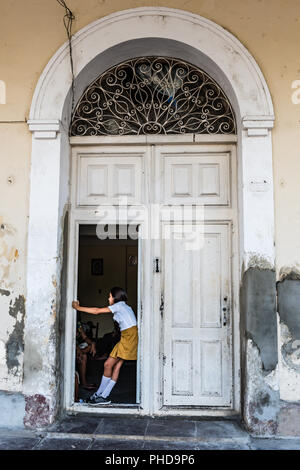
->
[[75, 224, 138, 405]]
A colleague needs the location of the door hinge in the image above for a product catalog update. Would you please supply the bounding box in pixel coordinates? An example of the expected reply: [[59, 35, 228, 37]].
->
[[222, 295, 230, 326], [162, 354, 166, 365], [160, 292, 164, 317]]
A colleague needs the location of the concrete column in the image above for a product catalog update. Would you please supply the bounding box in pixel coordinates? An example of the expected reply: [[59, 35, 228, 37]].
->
[[239, 117, 280, 435], [23, 120, 70, 428]]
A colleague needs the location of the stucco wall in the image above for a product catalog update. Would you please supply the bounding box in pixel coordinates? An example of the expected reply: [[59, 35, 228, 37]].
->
[[0, 0, 300, 430]]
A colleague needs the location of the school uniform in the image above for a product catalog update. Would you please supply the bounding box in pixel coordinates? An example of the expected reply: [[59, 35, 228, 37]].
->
[[107, 301, 138, 360]]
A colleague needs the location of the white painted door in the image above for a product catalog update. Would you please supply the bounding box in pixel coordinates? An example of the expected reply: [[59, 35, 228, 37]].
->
[[161, 222, 232, 407], [153, 144, 235, 409], [70, 140, 237, 413]]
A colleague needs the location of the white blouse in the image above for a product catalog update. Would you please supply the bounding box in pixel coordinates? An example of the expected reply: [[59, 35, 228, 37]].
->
[[108, 301, 137, 332]]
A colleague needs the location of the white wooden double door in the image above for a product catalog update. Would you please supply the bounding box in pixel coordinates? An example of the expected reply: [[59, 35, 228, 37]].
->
[[75, 142, 236, 409]]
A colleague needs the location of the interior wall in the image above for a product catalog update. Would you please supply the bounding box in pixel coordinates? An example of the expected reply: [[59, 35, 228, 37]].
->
[[78, 234, 138, 338]]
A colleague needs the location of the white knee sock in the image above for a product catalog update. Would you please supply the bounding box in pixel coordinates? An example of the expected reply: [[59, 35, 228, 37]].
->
[[101, 379, 116, 398], [95, 375, 111, 396]]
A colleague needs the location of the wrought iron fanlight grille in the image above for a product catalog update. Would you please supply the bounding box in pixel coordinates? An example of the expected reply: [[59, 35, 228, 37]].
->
[[70, 57, 236, 136]]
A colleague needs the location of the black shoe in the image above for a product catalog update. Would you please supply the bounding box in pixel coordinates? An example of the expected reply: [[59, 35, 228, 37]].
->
[[88, 395, 111, 406], [87, 392, 99, 403]]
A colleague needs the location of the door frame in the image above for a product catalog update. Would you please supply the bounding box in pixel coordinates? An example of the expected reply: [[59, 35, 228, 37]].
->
[[64, 136, 240, 417], [64, 143, 152, 415]]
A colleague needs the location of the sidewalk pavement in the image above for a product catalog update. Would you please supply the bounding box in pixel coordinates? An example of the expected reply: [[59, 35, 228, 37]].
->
[[1, 415, 300, 450]]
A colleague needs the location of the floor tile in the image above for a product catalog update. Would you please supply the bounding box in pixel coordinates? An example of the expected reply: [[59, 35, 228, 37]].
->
[[196, 420, 247, 439], [143, 439, 198, 450], [196, 441, 250, 450], [249, 438, 300, 450], [0, 437, 40, 450], [91, 438, 145, 450], [146, 419, 196, 438], [48, 415, 102, 434], [96, 416, 148, 436], [35, 437, 92, 450]]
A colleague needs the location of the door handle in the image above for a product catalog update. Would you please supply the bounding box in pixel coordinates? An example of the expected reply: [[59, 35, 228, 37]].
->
[[160, 293, 164, 317]]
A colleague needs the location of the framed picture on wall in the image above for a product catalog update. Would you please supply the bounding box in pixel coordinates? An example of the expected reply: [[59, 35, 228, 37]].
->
[[91, 258, 103, 275], [128, 255, 138, 266]]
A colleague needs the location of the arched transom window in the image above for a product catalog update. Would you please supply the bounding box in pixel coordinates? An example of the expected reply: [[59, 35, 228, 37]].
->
[[70, 57, 236, 136]]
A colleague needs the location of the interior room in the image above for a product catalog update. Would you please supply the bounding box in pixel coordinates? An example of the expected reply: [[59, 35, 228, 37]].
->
[[75, 224, 138, 405]]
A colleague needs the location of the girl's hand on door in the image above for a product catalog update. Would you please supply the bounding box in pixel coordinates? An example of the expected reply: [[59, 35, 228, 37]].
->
[[72, 300, 80, 310]]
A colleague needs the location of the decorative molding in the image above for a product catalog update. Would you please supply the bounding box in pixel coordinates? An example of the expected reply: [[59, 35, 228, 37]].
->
[[70, 56, 236, 136], [242, 115, 275, 136], [27, 120, 61, 139]]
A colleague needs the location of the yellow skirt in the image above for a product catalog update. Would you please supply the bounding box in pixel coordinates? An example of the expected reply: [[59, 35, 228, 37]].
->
[[110, 325, 138, 360]]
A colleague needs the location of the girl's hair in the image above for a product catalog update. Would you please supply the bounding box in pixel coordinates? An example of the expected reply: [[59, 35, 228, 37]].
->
[[110, 286, 128, 304]]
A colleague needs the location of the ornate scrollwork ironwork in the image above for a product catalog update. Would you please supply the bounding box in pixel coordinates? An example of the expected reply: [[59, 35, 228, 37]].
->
[[70, 57, 236, 136]]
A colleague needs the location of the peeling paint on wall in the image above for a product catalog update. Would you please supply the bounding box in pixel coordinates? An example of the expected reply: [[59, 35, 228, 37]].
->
[[278, 266, 300, 282], [0, 288, 10, 296], [244, 339, 280, 435], [278, 401, 300, 436], [280, 322, 300, 372], [277, 276, 300, 373], [245, 253, 275, 271], [277, 273, 300, 405], [240, 263, 279, 435], [241, 266, 277, 371], [5, 295, 25, 374]]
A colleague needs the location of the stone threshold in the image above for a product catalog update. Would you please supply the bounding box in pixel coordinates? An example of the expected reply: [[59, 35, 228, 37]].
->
[[44, 431, 250, 444]]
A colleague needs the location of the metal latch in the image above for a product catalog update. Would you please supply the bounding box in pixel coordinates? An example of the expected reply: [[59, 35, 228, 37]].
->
[[160, 292, 164, 317], [154, 257, 160, 273], [222, 296, 230, 326]]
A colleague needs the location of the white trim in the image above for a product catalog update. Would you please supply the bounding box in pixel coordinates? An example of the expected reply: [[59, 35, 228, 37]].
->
[[242, 115, 275, 137], [67, 141, 240, 416], [67, 403, 239, 418], [27, 119, 61, 139], [70, 135, 238, 146]]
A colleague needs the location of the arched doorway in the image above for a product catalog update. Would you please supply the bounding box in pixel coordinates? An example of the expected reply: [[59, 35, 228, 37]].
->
[[25, 8, 275, 426], [68, 55, 238, 415]]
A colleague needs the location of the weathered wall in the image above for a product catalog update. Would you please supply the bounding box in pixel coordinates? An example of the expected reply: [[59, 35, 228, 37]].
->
[[240, 264, 279, 435], [277, 273, 300, 435], [0, 1, 300, 431]]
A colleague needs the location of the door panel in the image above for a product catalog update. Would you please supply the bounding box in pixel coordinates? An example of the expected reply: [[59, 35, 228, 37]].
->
[[162, 223, 232, 407], [162, 152, 230, 205], [78, 152, 144, 205]]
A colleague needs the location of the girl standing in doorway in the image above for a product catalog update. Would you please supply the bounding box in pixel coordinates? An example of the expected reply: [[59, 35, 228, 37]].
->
[[72, 286, 138, 405]]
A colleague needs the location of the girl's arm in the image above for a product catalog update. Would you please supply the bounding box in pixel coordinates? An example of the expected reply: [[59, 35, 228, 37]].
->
[[72, 300, 110, 315]]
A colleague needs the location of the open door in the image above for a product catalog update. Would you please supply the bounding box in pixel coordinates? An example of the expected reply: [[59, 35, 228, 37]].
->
[[75, 224, 139, 405]]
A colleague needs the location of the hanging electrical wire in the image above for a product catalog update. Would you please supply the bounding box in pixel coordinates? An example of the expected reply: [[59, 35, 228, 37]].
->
[[56, 0, 76, 116]]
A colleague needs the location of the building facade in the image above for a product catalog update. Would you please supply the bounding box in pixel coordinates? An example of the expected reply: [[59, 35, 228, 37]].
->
[[0, 2, 300, 435]]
